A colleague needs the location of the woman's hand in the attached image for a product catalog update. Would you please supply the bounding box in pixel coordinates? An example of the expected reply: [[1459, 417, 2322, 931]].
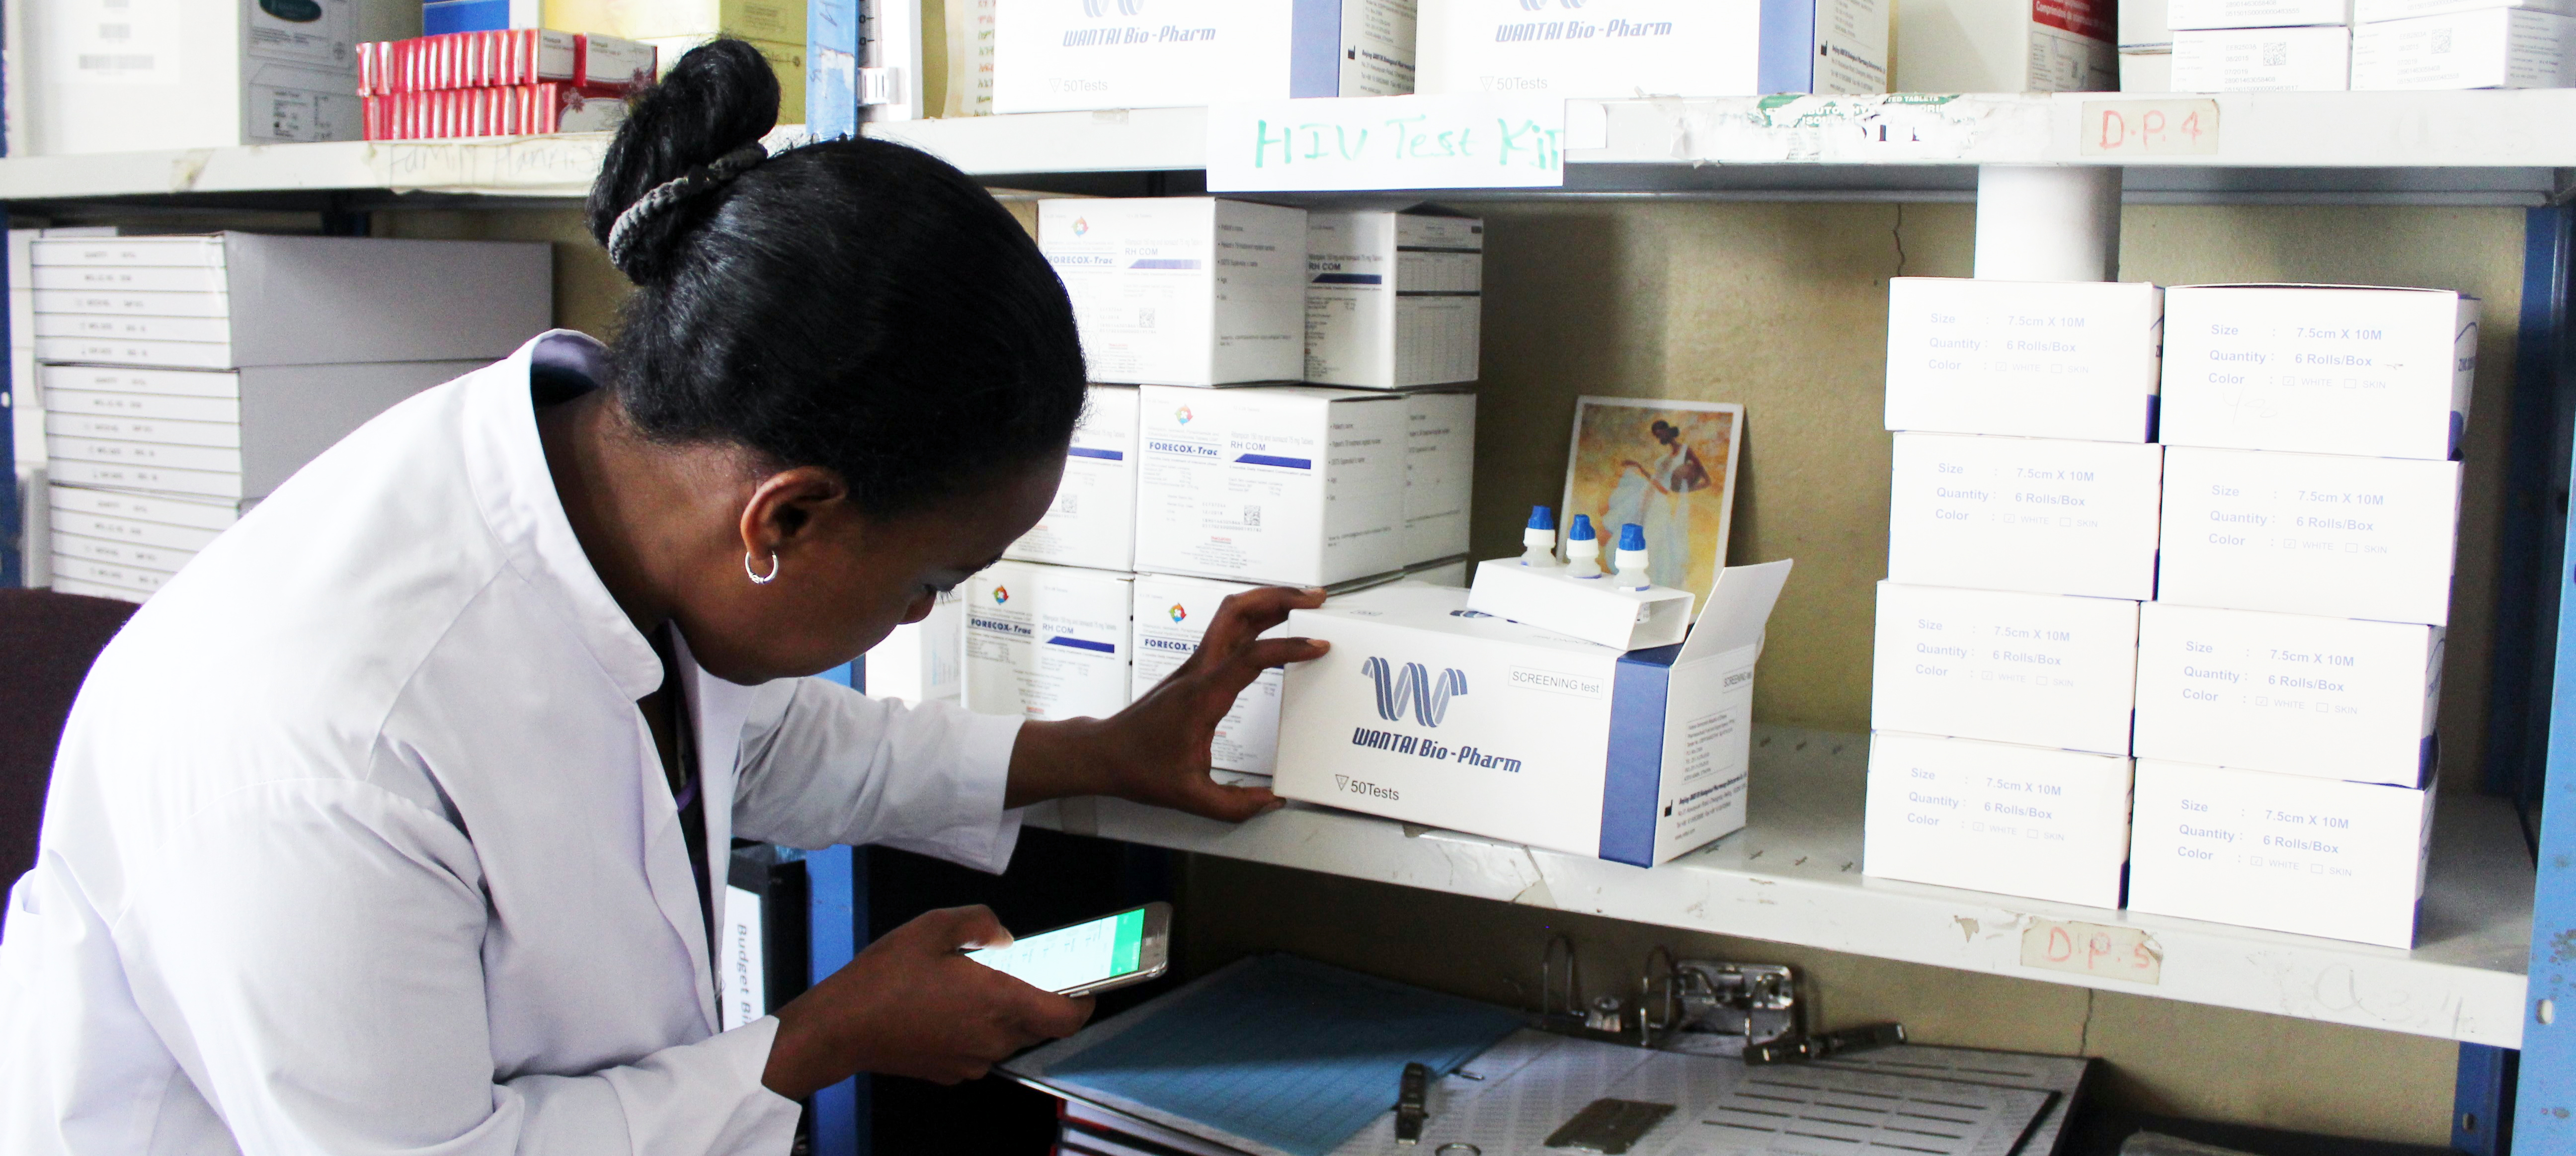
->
[[763, 905, 1091, 1098]]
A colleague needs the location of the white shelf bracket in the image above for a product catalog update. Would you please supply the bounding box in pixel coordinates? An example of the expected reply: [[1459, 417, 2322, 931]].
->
[[1973, 165, 2124, 282]]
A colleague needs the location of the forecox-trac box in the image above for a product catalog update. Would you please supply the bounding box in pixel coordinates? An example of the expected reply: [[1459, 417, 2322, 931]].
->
[[1304, 210, 1484, 389], [1416, 0, 1890, 97], [2133, 602, 2442, 787], [2128, 758, 2435, 948], [963, 562, 1134, 722], [1862, 731, 2134, 908], [2171, 26, 2353, 90], [1133, 384, 1410, 587], [2351, 8, 2576, 89], [1886, 433, 2165, 601], [1039, 199, 1308, 387], [1884, 278, 2164, 442], [1403, 390, 1478, 566], [1008, 385, 1140, 572], [1870, 581, 2142, 756], [993, 0, 1417, 113], [2157, 446, 2462, 626], [2161, 285, 2479, 460], [1131, 573, 1286, 778], [861, 590, 963, 706], [1276, 564, 1792, 865]]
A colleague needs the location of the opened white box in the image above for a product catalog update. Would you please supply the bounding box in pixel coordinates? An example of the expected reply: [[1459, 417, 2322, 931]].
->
[[1040, 199, 1308, 388], [992, 0, 1417, 113], [2134, 602, 2441, 787], [862, 591, 963, 706], [1897, 0, 2117, 90], [2158, 446, 2462, 626], [2128, 759, 2435, 948], [1403, 390, 1478, 566], [1009, 385, 1141, 572], [1862, 731, 2133, 908], [1886, 433, 2165, 601], [1884, 279, 2163, 443], [2172, 26, 2353, 90], [1276, 564, 1791, 866], [2351, 8, 2576, 88], [1134, 384, 1410, 587], [963, 562, 1134, 722], [1870, 581, 2141, 756], [1417, 0, 1890, 97], [1465, 559, 1696, 652], [1132, 574, 1286, 778], [2168, 0, 2349, 27], [2161, 285, 2478, 460], [1304, 210, 1483, 390]]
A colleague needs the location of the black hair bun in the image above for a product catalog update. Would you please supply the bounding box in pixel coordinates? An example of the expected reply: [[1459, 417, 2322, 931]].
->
[[585, 38, 781, 284]]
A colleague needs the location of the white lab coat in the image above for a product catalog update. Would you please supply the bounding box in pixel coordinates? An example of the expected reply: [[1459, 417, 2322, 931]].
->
[[0, 332, 1028, 1156]]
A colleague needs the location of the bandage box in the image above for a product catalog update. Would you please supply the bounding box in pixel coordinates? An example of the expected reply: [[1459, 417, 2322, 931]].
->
[[1418, 0, 1890, 97], [1870, 581, 2141, 756], [2134, 603, 2441, 786], [2169, 0, 2350, 27], [1887, 433, 2164, 601], [1009, 386, 1141, 572], [862, 590, 963, 706], [1305, 211, 1483, 390], [43, 484, 238, 602], [1884, 279, 2164, 443], [2128, 759, 2435, 948], [2351, 8, 2576, 87], [2157, 447, 2461, 626], [1275, 563, 1792, 866], [2162, 286, 2477, 460], [1404, 390, 1478, 566], [1862, 732, 2133, 908], [1132, 574, 1287, 777], [1895, 0, 2117, 91], [1040, 199, 1309, 388], [963, 562, 1134, 722], [992, 0, 1417, 113], [20, 0, 364, 154], [1134, 384, 1411, 587], [2172, 26, 2354, 90]]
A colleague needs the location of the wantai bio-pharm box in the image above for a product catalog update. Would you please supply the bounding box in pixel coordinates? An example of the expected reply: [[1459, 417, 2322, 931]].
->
[[1275, 562, 1792, 866]]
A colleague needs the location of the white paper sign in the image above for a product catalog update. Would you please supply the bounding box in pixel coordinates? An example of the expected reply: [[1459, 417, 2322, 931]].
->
[[1207, 94, 1566, 192]]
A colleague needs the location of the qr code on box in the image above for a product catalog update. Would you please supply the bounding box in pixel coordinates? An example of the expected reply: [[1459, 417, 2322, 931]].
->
[[2432, 27, 2453, 52], [1243, 505, 1262, 528], [2262, 40, 2289, 65]]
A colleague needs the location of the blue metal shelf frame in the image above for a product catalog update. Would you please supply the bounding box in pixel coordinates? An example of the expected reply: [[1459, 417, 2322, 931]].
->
[[2, 203, 19, 589]]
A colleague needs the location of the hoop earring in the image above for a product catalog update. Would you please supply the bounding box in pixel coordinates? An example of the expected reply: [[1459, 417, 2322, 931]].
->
[[745, 551, 780, 585]]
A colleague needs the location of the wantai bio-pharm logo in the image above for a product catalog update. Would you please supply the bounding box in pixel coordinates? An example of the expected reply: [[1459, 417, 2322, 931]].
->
[[1081, 0, 1145, 17], [1362, 658, 1469, 727], [1519, 0, 1587, 9]]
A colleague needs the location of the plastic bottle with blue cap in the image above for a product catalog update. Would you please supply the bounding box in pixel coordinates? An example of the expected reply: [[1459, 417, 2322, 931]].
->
[[1563, 515, 1603, 579], [1613, 523, 1651, 590], [1520, 506, 1560, 570]]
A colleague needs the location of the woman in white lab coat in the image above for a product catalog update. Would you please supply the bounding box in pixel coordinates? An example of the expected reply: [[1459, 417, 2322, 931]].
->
[[0, 40, 1320, 1156]]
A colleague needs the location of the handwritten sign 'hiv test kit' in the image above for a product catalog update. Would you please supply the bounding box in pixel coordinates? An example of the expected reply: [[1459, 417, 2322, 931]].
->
[[2161, 285, 2478, 460], [964, 562, 1135, 723], [1887, 432, 2166, 601], [2128, 759, 2436, 948], [1275, 563, 1791, 866], [2157, 446, 2462, 626], [1133, 384, 1411, 587], [1415, 0, 1889, 97], [1009, 386, 1141, 572], [1039, 199, 1307, 388], [992, 0, 1417, 113], [1883, 278, 2164, 443], [1871, 581, 2142, 756], [1862, 731, 2134, 908], [2132, 602, 2442, 787]]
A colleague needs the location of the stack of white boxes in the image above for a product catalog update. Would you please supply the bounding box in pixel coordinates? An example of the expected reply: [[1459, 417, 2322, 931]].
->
[[2120, 0, 2179, 87], [33, 233, 551, 602], [1417, 0, 1892, 96], [2350, 0, 2576, 88], [992, 0, 1419, 112], [2169, 0, 2355, 90], [2126, 284, 2473, 949], [1864, 277, 2166, 910], [10, 226, 120, 588]]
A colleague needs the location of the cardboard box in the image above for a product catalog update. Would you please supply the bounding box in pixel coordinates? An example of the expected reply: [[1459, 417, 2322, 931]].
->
[[2172, 26, 2353, 89], [1896, 0, 2117, 89], [1870, 581, 2141, 755], [993, 0, 1417, 113], [1886, 433, 2165, 601], [2128, 759, 2435, 948], [2134, 603, 2441, 786], [1133, 384, 1410, 587], [1862, 731, 2134, 908], [1131, 573, 1287, 776], [861, 590, 963, 706], [2161, 285, 2478, 460], [2351, 8, 2576, 87], [1304, 210, 1483, 390], [1420, 0, 1890, 97], [962, 562, 1135, 722], [2169, 0, 2349, 28], [1403, 389, 1477, 566], [2157, 447, 2461, 626], [21, 0, 364, 154], [1008, 385, 1140, 572], [1040, 199, 1308, 388], [1275, 563, 1792, 865], [1883, 278, 2163, 443]]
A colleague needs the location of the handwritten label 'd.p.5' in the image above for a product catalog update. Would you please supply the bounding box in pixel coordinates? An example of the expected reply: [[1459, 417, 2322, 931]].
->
[[2019, 917, 2163, 985], [1207, 94, 1567, 192]]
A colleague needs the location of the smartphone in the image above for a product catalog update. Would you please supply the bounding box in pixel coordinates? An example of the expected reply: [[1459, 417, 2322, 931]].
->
[[964, 902, 1172, 997]]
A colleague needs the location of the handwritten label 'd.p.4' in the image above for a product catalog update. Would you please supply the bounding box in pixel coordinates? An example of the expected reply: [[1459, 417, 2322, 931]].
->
[[2020, 917, 2163, 985], [1206, 93, 1566, 192]]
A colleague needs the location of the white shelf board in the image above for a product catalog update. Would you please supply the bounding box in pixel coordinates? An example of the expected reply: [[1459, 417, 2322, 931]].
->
[[0, 134, 615, 201], [1027, 724, 2533, 1047]]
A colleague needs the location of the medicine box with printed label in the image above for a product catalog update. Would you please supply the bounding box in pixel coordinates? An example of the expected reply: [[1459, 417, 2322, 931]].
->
[[1404, 390, 1478, 566], [1132, 574, 1287, 777], [1417, 0, 1890, 98], [963, 562, 1135, 722], [2168, 0, 2349, 28], [2351, 8, 2576, 88], [1134, 384, 1411, 587], [1886, 433, 2164, 600], [2133, 603, 2441, 787], [2162, 285, 2478, 460], [862, 590, 963, 706], [1870, 581, 2142, 756], [1862, 731, 2133, 908], [2171, 26, 2353, 90], [2128, 759, 2435, 948], [1009, 386, 1141, 572], [2355, 0, 2574, 23], [2157, 447, 2461, 626], [1884, 279, 2163, 443], [993, 0, 1418, 113], [23, 0, 365, 155], [1305, 210, 1484, 390], [1898, 0, 2117, 91], [1275, 563, 1792, 866], [1040, 199, 1309, 388]]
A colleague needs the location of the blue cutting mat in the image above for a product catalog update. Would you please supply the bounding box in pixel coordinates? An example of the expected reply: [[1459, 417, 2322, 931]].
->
[[1046, 956, 1525, 1156]]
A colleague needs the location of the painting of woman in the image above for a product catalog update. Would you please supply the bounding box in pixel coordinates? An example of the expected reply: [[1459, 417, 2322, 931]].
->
[[1563, 398, 1743, 611]]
